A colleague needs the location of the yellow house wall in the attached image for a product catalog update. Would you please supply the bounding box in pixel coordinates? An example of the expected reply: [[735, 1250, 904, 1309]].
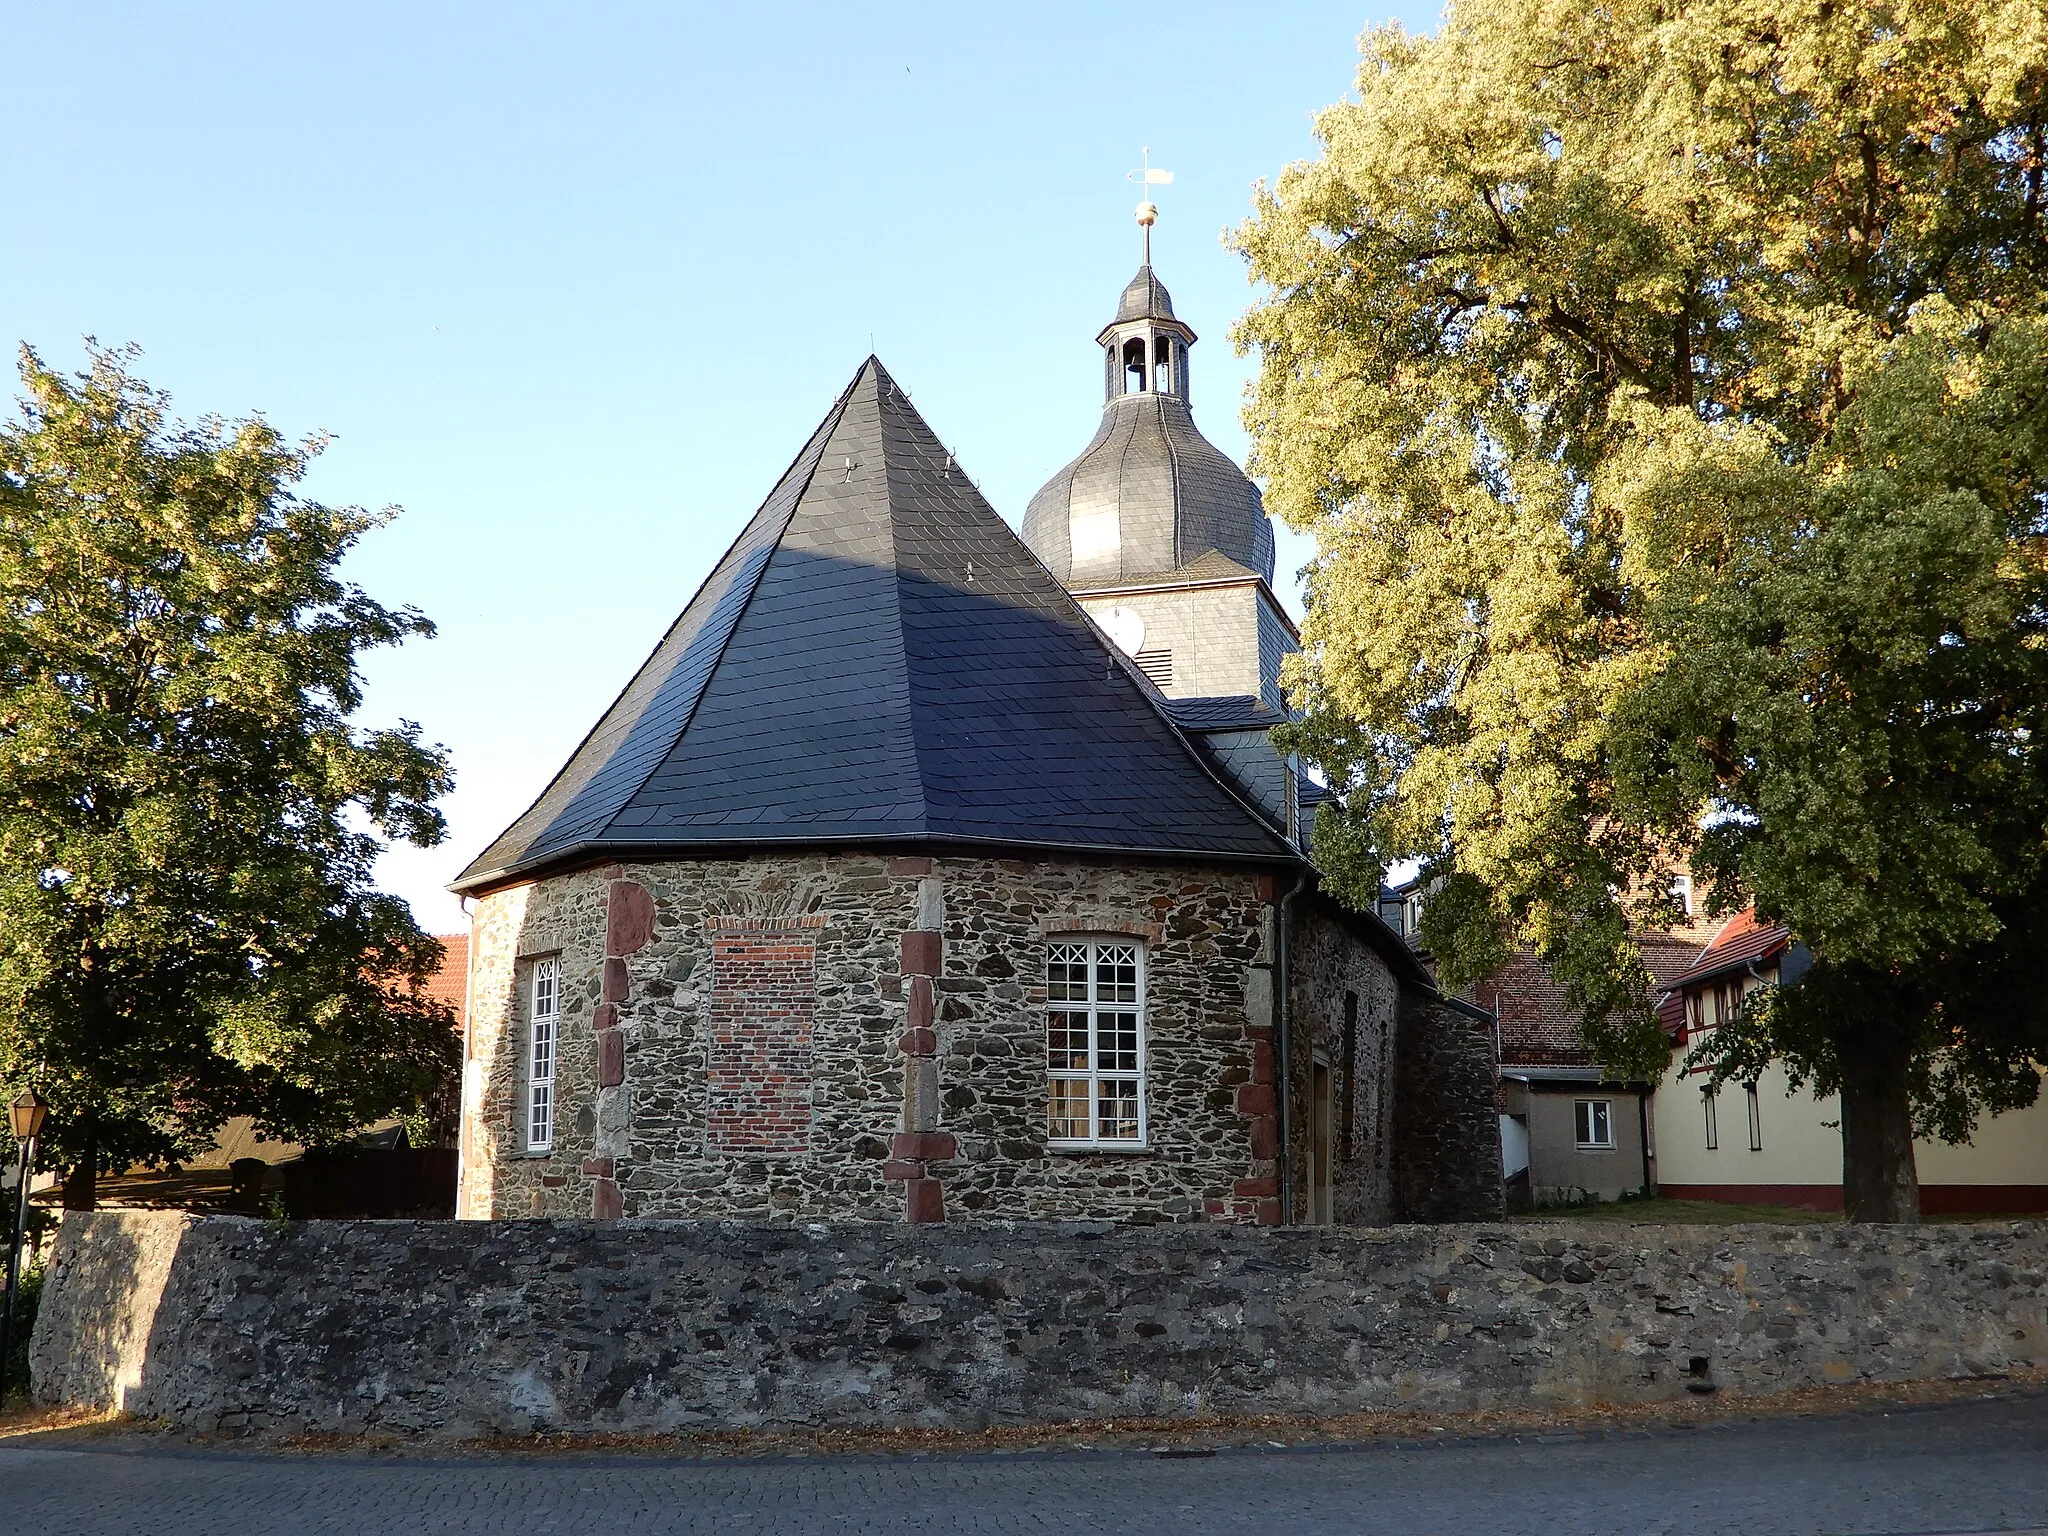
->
[[1655, 1053, 2048, 1192]]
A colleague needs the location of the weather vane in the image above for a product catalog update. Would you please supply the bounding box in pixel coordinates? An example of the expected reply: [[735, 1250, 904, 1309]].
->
[[1127, 147, 1173, 265]]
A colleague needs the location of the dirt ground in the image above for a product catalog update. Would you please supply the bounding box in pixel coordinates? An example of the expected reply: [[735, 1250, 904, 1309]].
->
[[4, 1367, 2043, 1462]]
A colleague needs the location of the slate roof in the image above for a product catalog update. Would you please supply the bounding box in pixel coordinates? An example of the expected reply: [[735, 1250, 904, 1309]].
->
[[1023, 393, 1278, 588], [1110, 264, 1181, 328], [452, 359, 1300, 893], [1071, 549, 1269, 594], [1162, 695, 1290, 732]]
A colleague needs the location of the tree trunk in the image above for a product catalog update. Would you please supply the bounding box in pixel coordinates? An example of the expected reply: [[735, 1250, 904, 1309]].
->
[[62, 1116, 97, 1212], [61, 1156, 96, 1212], [1839, 1025, 1920, 1223]]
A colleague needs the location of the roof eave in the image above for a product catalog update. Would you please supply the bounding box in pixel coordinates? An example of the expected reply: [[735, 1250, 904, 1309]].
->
[[1671, 936, 1792, 991], [450, 829, 1306, 899]]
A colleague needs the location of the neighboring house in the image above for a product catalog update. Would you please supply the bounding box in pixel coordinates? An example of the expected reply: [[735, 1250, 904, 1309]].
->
[[1382, 870, 1716, 1208], [1473, 932, 1703, 1207], [451, 254, 1502, 1228], [1654, 910, 2048, 1213]]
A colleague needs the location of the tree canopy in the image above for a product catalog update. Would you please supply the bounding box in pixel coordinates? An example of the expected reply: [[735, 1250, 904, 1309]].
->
[[1235, 0, 2048, 1219], [0, 345, 458, 1202]]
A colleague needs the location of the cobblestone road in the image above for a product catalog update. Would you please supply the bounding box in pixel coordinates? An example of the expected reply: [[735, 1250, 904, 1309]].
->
[[5, 1393, 2046, 1535]]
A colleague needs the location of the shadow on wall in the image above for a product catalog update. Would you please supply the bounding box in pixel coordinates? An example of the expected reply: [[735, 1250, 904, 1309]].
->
[[28, 1212, 186, 1414]]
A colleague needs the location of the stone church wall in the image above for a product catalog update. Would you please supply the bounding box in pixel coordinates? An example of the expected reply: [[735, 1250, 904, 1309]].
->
[[462, 851, 1306, 1224], [1286, 904, 1403, 1225], [1392, 993, 1508, 1221]]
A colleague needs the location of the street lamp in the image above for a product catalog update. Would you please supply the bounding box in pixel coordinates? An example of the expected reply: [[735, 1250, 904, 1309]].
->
[[1, 1089, 49, 1409]]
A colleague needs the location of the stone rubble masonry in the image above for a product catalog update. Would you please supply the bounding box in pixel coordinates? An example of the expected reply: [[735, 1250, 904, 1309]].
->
[[589, 875, 656, 1218], [32, 1211, 2048, 1437], [1287, 903, 1404, 1225], [459, 852, 1370, 1224], [1393, 992, 1508, 1222]]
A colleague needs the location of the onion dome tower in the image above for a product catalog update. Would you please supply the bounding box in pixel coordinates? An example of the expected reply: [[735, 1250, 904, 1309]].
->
[[1023, 191, 1292, 714]]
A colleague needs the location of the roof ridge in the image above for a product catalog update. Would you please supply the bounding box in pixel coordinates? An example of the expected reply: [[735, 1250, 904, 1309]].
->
[[451, 367, 866, 890], [870, 374, 1298, 863], [610, 365, 869, 835], [868, 364, 932, 838]]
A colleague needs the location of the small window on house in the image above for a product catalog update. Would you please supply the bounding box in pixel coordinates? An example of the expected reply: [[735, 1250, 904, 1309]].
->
[[1745, 1080, 1763, 1150], [1574, 1098, 1614, 1149], [1046, 938, 1146, 1148], [1670, 874, 1693, 919], [1702, 1084, 1719, 1150], [527, 957, 560, 1152]]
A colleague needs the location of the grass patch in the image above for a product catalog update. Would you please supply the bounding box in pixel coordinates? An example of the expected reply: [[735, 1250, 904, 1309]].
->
[[1514, 1197, 1842, 1224]]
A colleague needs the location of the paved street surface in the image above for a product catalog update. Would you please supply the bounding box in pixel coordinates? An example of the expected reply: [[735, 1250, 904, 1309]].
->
[[4, 1393, 2046, 1535]]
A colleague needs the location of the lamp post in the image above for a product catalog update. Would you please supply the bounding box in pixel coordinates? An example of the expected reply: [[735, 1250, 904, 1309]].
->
[[1, 1089, 49, 1409]]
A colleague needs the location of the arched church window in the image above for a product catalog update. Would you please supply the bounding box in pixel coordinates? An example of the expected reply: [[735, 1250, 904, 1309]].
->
[[1153, 335, 1175, 395], [1123, 336, 1148, 394]]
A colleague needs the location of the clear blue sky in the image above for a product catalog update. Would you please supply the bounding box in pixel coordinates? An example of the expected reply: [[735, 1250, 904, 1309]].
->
[[3, 3, 1437, 932]]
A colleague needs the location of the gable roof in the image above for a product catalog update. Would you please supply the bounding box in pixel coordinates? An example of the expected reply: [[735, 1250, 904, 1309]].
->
[[1670, 907, 1792, 990], [453, 359, 1299, 893]]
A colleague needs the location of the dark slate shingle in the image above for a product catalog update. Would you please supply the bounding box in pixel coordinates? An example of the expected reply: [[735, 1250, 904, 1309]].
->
[[453, 359, 1297, 891]]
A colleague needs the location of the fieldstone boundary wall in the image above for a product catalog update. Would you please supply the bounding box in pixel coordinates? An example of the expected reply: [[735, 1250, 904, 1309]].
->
[[32, 1212, 2047, 1438]]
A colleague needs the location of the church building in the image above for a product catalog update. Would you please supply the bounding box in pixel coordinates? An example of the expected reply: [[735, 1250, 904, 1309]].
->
[[450, 237, 1501, 1228]]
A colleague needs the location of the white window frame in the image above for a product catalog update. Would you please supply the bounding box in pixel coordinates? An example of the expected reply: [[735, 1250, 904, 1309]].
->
[[1045, 937, 1148, 1150], [1574, 1098, 1615, 1150], [527, 957, 560, 1153]]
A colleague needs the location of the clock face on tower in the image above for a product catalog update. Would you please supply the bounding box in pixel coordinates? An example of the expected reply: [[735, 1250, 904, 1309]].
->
[[1101, 605, 1146, 656]]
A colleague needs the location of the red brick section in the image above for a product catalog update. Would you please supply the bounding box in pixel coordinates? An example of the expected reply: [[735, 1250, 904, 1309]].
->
[[888, 893, 949, 1223], [590, 878, 656, 1218], [706, 932, 816, 1155]]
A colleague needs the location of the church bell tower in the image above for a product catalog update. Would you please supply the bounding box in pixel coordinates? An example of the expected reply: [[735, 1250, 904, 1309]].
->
[[1022, 191, 1294, 715]]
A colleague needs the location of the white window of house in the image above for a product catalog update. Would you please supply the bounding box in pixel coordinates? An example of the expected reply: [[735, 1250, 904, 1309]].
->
[[1746, 1080, 1763, 1150], [1574, 1098, 1615, 1149], [1670, 874, 1693, 919], [1703, 1084, 1720, 1149], [1046, 938, 1146, 1148], [528, 957, 560, 1152]]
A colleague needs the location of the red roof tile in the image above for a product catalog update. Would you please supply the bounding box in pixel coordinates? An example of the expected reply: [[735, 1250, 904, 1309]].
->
[[415, 933, 468, 1027], [1671, 908, 1789, 989]]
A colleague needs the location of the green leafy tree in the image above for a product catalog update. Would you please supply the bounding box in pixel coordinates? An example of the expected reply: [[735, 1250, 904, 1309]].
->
[[0, 344, 458, 1207], [1235, 0, 2048, 1220]]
